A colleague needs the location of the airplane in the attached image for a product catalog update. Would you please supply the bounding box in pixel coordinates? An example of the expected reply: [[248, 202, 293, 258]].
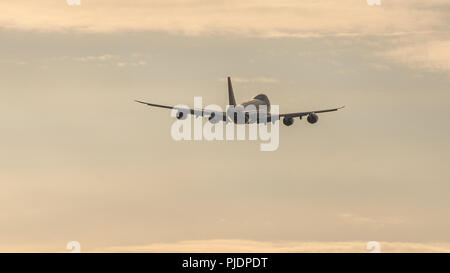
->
[[135, 76, 344, 126]]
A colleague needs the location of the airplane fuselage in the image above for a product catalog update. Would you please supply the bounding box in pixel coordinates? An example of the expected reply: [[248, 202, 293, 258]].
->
[[229, 94, 271, 124], [241, 94, 271, 112]]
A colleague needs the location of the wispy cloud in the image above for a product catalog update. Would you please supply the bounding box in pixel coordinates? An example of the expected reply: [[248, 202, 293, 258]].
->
[[1, 239, 449, 253], [0, 59, 29, 65], [220, 77, 279, 83], [52, 53, 148, 68], [382, 39, 450, 72], [0, 1, 448, 37], [339, 213, 404, 227], [1, 53, 148, 69], [94, 239, 450, 253], [2, 1, 448, 73], [73, 54, 118, 62]]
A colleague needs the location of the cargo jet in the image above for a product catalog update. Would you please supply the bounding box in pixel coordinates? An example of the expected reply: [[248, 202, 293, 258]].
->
[[135, 77, 344, 126]]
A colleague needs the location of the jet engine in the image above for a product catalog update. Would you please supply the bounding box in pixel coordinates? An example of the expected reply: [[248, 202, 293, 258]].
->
[[176, 110, 187, 120], [307, 113, 318, 124], [208, 112, 220, 124], [283, 117, 294, 126]]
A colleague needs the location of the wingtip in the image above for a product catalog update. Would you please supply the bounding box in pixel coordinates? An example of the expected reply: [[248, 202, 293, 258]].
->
[[134, 100, 146, 105]]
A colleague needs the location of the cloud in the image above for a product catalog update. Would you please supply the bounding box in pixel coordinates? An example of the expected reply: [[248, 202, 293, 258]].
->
[[0, 59, 29, 65], [2, 1, 447, 73], [94, 239, 450, 253], [340, 213, 378, 224], [0, 0, 448, 37], [339, 213, 404, 227], [220, 77, 279, 83], [54, 54, 148, 67], [2, 239, 450, 253], [73, 54, 118, 62], [1, 53, 148, 69], [382, 40, 450, 72], [367, 62, 391, 71]]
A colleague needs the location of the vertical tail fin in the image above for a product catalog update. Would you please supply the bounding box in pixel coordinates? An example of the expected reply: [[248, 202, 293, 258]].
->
[[227, 76, 236, 106]]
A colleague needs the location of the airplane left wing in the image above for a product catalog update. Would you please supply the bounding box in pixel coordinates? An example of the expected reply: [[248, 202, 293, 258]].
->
[[135, 100, 228, 121]]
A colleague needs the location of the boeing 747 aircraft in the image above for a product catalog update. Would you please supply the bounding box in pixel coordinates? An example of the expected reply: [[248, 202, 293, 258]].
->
[[135, 77, 344, 126]]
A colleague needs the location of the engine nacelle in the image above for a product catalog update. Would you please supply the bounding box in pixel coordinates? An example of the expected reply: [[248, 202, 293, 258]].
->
[[283, 117, 294, 126], [307, 113, 318, 124], [176, 110, 187, 120], [208, 112, 220, 124]]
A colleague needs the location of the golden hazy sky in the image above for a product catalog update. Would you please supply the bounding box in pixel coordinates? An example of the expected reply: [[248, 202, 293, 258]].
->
[[0, 0, 449, 252]]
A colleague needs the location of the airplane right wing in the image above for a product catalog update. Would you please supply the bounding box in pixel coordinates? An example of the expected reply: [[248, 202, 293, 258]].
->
[[277, 106, 345, 119], [263, 106, 345, 123]]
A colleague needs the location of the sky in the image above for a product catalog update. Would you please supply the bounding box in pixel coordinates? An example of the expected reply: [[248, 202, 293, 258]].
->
[[0, 0, 449, 252]]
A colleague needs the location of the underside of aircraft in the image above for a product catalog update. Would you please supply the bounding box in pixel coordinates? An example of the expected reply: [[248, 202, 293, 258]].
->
[[136, 77, 344, 126]]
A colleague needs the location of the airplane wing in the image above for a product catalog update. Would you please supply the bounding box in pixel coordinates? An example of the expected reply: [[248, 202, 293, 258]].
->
[[277, 106, 345, 119], [135, 100, 228, 121]]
